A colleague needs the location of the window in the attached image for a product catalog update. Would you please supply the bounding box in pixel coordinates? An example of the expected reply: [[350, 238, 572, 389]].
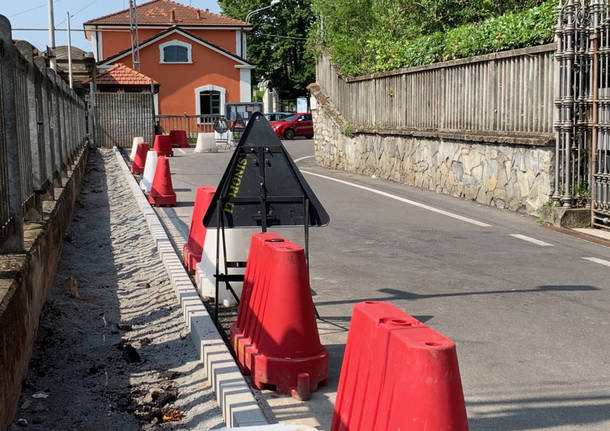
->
[[159, 40, 192, 63], [200, 91, 221, 115], [195, 85, 226, 122]]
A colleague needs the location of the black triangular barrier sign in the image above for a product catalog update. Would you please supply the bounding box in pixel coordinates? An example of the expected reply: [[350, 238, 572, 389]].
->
[[203, 112, 330, 228]]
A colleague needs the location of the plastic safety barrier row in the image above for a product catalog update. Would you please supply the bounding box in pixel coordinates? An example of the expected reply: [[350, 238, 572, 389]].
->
[[148, 155, 176, 207], [130, 142, 150, 175], [153, 134, 174, 157], [140, 149, 158, 194], [230, 233, 328, 400], [169, 129, 190, 148], [129, 136, 144, 161], [331, 301, 469, 431], [183, 186, 216, 274]]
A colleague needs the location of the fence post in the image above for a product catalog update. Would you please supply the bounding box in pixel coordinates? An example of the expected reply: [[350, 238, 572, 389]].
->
[[47, 69, 61, 185], [15, 41, 46, 219], [38, 58, 58, 190], [0, 16, 24, 252], [89, 81, 96, 147]]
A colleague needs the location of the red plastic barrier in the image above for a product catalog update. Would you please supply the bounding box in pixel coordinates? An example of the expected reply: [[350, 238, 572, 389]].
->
[[230, 233, 328, 400], [331, 302, 469, 431], [169, 130, 189, 148], [183, 186, 216, 274], [130, 142, 150, 175], [153, 134, 174, 157], [148, 156, 176, 207]]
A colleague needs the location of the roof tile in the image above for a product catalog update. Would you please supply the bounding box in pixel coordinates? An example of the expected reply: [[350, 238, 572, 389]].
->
[[90, 63, 158, 86], [84, 0, 249, 27]]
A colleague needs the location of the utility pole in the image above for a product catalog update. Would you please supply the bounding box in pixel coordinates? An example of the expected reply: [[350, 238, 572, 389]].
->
[[129, 0, 140, 71], [67, 12, 73, 88], [48, 0, 56, 70]]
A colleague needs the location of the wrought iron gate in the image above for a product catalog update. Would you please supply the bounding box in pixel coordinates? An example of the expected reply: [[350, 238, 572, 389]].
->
[[555, 0, 610, 230]]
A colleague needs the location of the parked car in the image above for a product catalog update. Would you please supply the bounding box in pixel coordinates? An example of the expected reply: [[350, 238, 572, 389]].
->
[[264, 112, 294, 122], [269, 113, 314, 139]]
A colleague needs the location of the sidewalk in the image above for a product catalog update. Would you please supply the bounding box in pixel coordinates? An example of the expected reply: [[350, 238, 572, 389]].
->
[[9, 149, 224, 430]]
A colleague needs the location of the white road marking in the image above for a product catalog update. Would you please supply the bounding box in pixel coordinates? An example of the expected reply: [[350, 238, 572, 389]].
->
[[294, 155, 314, 163], [177, 148, 186, 155], [301, 170, 492, 227], [582, 257, 610, 267], [509, 234, 553, 247]]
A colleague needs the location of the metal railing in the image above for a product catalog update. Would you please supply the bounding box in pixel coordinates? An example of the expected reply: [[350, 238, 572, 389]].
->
[[0, 16, 88, 252], [554, 0, 610, 230], [155, 114, 223, 138]]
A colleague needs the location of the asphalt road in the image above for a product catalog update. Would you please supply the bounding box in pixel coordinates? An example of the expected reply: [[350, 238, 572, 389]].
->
[[160, 139, 610, 431]]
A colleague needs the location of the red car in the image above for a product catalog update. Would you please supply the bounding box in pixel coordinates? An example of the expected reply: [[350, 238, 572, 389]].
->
[[269, 113, 314, 140]]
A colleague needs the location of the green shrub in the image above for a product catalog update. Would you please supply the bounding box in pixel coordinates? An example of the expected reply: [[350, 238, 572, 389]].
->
[[317, 1, 557, 76]]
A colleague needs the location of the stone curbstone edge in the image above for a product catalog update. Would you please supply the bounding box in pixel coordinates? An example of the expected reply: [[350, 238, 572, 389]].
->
[[113, 147, 268, 428]]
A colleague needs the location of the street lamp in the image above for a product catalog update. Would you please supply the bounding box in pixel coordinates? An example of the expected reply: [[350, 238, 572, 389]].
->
[[245, 0, 280, 23]]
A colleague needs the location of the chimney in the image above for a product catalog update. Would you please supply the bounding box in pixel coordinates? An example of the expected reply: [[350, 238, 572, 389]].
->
[[197, 10, 202, 19], [170, 9, 176, 23]]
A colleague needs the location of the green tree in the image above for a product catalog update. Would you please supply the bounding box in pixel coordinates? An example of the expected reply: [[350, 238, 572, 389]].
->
[[218, 0, 315, 100]]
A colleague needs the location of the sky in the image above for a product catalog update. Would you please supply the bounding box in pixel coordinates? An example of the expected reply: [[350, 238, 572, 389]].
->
[[2, 0, 222, 53]]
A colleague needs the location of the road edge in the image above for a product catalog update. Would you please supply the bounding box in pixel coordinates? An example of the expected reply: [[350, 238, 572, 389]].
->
[[113, 147, 268, 428]]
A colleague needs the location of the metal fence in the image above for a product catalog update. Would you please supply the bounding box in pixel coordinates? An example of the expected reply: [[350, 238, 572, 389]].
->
[[0, 16, 87, 252], [316, 44, 556, 142], [94, 92, 155, 148], [554, 0, 610, 230], [155, 114, 222, 139]]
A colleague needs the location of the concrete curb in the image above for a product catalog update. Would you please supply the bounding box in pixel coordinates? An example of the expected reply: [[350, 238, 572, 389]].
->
[[113, 148, 268, 428]]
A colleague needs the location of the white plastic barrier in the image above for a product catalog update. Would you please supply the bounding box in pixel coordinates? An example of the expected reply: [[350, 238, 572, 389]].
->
[[195, 227, 258, 307], [129, 136, 144, 161], [215, 130, 233, 145], [140, 150, 158, 193], [194, 132, 217, 153], [217, 425, 317, 431]]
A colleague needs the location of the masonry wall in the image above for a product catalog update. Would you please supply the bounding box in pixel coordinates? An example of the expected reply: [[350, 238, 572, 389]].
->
[[0, 148, 88, 427], [311, 100, 554, 215]]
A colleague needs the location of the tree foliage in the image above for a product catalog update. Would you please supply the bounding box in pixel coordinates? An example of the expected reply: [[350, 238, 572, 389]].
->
[[311, 0, 556, 76], [218, 0, 315, 100]]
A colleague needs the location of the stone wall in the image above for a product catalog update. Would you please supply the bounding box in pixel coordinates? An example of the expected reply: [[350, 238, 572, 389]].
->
[[311, 96, 554, 216], [0, 147, 88, 428]]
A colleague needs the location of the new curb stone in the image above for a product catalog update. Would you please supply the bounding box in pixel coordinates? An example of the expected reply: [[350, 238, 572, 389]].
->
[[114, 148, 268, 428]]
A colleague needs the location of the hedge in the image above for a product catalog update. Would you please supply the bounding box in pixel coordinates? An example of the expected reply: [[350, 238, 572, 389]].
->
[[332, 1, 557, 76]]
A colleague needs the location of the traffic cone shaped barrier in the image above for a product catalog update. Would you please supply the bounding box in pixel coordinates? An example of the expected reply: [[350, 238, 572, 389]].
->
[[229, 234, 328, 400], [129, 136, 144, 161], [147, 156, 176, 206], [194, 132, 217, 153], [153, 134, 174, 157], [195, 227, 256, 306], [130, 142, 150, 175], [183, 186, 216, 274], [169, 130, 190, 148], [140, 149, 158, 193], [331, 302, 469, 431], [230, 232, 282, 372]]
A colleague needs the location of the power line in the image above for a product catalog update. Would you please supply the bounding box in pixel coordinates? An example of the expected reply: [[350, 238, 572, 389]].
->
[[258, 32, 307, 41], [57, 0, 98, 26], [13, 28, 86, 32], [10, 1, 52, 18]]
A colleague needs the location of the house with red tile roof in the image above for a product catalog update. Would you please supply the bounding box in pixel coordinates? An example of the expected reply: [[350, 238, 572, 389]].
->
[[83, 0, 253, 117], [89, 63, 160, 93]]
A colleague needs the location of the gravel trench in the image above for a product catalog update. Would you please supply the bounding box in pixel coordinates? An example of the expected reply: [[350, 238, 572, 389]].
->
[[9, 149, 224, 431]]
